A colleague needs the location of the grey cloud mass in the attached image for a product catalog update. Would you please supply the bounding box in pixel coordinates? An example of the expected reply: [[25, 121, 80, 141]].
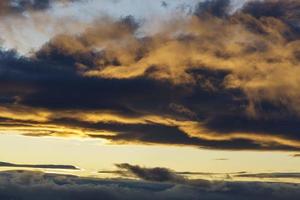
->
[[0, 170, 300, 200]]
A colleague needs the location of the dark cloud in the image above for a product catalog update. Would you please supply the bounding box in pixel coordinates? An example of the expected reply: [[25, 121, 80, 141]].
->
[[161, 1, 168, 8], [0, 161, 79, 170], [241, 0, 300, 34], [99, 165, 300, 184], [214, 158, 229, 161], [236, 172, 300, 179], [98, 169, 244, 179], [0, 47, 300, 151], [0, 0, 300, 151], [115, 163, 186, 183], [101, 164, 244, 180], [0, 170, 300, 200], [194, 0, 231, 18], [0, 0, 77, 15], [242, 0, 300, 19]]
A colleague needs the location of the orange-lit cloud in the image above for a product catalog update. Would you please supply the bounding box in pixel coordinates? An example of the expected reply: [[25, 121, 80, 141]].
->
[[0, 0, 300, 151]]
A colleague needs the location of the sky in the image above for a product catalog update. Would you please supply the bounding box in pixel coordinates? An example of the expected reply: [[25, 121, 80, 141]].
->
[[1, 0, 300, 199]]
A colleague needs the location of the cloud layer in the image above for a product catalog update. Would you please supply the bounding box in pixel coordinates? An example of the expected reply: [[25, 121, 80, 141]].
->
[[0, 170, 300, 200], [0, 0, 300, 151]]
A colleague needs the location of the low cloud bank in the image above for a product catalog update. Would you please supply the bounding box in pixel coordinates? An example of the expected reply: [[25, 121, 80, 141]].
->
[[0, 170, 300, 200]]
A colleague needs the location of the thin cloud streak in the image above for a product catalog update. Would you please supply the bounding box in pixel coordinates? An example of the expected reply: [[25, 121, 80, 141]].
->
[[0, 161, 79, 170]]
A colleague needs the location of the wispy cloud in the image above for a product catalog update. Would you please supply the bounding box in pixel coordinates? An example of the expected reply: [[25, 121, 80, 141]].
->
[[236, 172, 300, 179], [99, 163, 247, 181], [214, 158, 229, 161], [115, 163, 186, 183], [0, 161, 79, 170], [291, 154, 300, 157]]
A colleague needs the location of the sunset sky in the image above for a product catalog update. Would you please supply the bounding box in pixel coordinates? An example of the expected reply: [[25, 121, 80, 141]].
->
[[0, 0, 300, 199]]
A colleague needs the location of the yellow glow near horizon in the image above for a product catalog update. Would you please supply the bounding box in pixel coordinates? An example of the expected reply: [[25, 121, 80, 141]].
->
[[1, 132, 300, 180]]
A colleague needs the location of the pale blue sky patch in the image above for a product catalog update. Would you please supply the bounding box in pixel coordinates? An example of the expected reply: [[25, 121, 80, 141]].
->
[[0, 0, 249, 54]]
